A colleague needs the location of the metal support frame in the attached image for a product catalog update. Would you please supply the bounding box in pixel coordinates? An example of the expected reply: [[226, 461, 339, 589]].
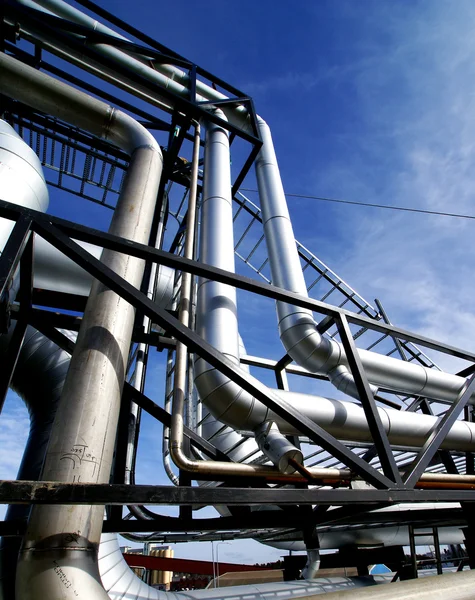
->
[[335, 313, 404, 486], [465, 406, 475, 475], [403, 374, 475, 487], [3, 0, 263, 196], [0, 504, 468, 537], [419, 398, 460, 475], [408, 524, 418, 579], [2, 480, 475, 505], [0, 200, 472, 363], [0, 200, 475, 495], [14, 219, 399, 489], [407, 525, 444, 578]]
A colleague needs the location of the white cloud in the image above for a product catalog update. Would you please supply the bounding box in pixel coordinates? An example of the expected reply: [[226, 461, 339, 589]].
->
[[293, 2, 475, 374], [0, 392, 29, 520]]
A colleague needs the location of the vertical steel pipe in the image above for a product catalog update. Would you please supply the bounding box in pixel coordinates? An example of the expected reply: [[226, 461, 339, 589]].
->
[[0, 52, 163, 599]]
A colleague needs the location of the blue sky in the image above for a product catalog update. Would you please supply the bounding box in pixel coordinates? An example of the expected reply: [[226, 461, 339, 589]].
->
[[2, 0, 475, 567]]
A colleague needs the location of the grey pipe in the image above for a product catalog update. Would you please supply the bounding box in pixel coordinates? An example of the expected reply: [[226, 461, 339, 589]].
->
[[33, 237, 174, 304], [301, 550, 321, 580], [0, 52, 163, 599], [0, 327, 73, 599], [318, 569, 475, 600], [170, 113, 304, 478], [0, 120, 48, 257]]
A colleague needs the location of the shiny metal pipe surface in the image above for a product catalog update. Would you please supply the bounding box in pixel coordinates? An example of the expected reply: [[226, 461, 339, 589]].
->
[[0, 327, 74, 599], [0, 120, 48, 262], [171, 115, 292, 479], [0, 53, 163, 600]]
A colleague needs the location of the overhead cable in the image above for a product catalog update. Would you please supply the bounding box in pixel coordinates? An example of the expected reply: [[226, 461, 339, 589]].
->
[[241, 188, 475, 221]]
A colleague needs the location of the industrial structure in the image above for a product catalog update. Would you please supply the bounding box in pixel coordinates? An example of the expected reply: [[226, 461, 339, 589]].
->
[[1, 1, 475, 598]]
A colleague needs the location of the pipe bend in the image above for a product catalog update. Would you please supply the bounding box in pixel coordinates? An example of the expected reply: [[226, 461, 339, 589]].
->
[[0, 53, 162, 162], [107, 109, 161, 156]]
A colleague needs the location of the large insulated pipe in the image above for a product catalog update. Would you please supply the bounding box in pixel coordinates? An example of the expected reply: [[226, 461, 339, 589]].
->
[[171, 112, 300, 477], [320, 569, 475, 600], [168, 114, 278, 479], [0, 120, 48, 260], [170, 116, 475, 474], [166, 117, 475, 470], [0, 53, 163, 599]]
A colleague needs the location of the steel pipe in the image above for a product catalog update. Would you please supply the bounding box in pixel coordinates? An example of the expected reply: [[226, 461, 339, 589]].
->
[[0, 52, 163, 600]]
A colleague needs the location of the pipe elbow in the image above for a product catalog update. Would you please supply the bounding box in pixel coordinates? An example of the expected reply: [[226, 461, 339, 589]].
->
[[279, 313, 341, 374], [328, 365, 378, 401], [16, 544, 108, 600], [301, 549, 321, 580], [98, 534, 165, 599], [254, 421, 303, 474], [194, 360, 268, 432], [108, 109, 162, 157]]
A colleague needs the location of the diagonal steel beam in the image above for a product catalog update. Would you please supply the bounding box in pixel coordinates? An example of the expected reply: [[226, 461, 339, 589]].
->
[[32, 218, 396, 489], [418, 399, 459, 475], [335, 314, 404, 486], [403, 374, 475, 488], [0, 216, 32, 299], [0, 197, 474, 364]]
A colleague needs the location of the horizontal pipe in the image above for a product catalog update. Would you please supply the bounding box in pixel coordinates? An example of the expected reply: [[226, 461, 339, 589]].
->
[[33, 237, 175, 305], [13, 0, 252, 132]]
